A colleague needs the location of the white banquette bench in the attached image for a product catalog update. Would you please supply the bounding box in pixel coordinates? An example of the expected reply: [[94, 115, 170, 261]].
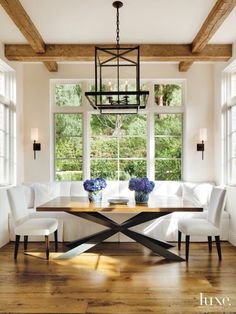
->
[[2, 181, 229, 244]]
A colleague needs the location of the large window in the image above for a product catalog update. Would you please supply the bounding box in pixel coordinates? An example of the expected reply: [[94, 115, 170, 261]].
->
[[90, 114, 147, 180], [52, 80, 184, 181], [0, 64, 15, 186]]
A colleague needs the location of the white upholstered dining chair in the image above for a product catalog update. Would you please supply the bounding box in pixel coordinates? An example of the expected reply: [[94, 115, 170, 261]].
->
[[7, 186, 58, 260], [178, 187, 226, 261]]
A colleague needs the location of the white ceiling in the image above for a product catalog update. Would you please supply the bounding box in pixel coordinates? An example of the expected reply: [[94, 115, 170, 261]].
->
[[0, 0, 236, 45]]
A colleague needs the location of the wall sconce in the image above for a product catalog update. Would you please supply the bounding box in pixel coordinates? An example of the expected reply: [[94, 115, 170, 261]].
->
[[197, 128, 207, 160], [31, 128, 41, 160]]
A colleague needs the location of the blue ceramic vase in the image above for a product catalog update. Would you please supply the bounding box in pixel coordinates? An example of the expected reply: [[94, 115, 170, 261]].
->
[[135, 191, 149, 204], [88, 191, 102, 203]]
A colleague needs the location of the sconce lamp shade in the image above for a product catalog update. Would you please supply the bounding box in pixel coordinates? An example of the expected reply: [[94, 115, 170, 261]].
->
[[199, 128, 207, 142], [31, 128, 39, 141]]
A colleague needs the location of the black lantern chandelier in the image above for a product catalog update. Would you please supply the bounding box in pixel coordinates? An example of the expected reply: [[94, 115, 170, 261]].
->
[[85, 1, 149, 114]]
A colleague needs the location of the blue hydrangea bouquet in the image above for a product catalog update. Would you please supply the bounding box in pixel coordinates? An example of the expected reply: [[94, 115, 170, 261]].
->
[[129, 177, 155, 204], [83, 178, 107, 202]]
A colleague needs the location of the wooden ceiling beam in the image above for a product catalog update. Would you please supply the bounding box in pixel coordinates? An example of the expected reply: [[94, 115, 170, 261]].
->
[[5, 44, 232, 62], [179, 61, 194, 72], [0, 0, 58, 72], [179, 0, 236, 72], [43, 61, 58, 72], [192, 0, 236, 53]]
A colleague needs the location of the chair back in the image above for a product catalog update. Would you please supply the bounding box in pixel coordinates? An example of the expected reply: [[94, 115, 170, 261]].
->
[[207, 187, 226, 227], [7, 186, 29, 225]]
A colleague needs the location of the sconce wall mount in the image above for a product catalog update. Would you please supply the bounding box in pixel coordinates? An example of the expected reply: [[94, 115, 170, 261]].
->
[[197, 128, 207, 160], [31, 128, 41, 160]]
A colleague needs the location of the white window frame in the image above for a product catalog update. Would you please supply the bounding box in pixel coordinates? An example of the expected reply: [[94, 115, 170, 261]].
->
[[50, 79, 185, 181]]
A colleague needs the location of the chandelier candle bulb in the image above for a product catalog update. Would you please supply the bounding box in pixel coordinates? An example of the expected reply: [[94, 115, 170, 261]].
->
[[108, 81, 112, 92]]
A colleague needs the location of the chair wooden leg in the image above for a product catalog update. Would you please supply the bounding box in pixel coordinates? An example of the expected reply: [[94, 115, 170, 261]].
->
[[54, 230, 58, 252], [185, 235, 190, 262], [14, 235, 20, 260], [208, 236, 212, 253], [24, 235, 28, 251], [215, 236, 222, 261], [45, 236, 50, 260], [178, 230, 181, 250]]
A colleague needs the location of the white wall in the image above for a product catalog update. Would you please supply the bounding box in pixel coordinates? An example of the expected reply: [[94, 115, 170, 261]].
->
[[22, 62, 215, 182]]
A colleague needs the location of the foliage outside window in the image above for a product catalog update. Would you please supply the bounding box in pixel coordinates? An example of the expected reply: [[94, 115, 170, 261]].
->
[[54, 113, 83, 181], [90, 114, 147, 180], [155, 114, 182, 180], [154, 84, 182, 106], [55, 84, 82, 107]]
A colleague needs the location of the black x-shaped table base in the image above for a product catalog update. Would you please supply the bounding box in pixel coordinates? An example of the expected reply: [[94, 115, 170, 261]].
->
[[55, 211, 184, 261]]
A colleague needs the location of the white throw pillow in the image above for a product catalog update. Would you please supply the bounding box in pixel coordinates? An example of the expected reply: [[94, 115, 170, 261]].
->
[[33, 182, 60, 207], [182, 182, 213, 207]]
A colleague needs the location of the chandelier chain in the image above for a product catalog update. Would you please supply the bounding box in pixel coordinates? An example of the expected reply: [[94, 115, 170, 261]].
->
[[116, 7, 120, 47]]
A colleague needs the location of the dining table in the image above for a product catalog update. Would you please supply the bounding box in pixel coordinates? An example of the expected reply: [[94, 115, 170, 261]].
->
[[36, 196, 203, 261]]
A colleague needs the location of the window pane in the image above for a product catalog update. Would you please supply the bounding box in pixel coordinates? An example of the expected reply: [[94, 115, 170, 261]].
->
[[120, 160, 146, 180], [55, 84, 82, 107], [90, 159, 118, 180], [91, 114, 147, 136], [155, 113, 182, 181], [0, 102, 10, 185], [0, 130, 5, 157], [55, 114, 82, 136], [232, 132, 236, 157], [154, 84, 182, 106], [0, 71, 4, 95], [155, 160, 181, 180], [119, 115, 147, 136], [155, 137, 182, 158], [120, 137, 146, 158], [56, 138, 82, 158], [91, 115, 117, 136], [91, 137, 117, 158], [155, 114, 182, 136], [231, 158, 236, 183], [55, 160, 83, 181], [90, 114, 147, 180], [232, 106, 236, 132], [54, 113, 83, 181]]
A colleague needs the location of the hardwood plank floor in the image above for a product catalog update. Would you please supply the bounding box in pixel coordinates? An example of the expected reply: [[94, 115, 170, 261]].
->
[[0, 241, 236, 313]]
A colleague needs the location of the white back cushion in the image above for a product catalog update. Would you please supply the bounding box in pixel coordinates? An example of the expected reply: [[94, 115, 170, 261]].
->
[[70, 182, 87, 196], [208, 187, 226, 227], [152, 181, 182, 196], [118, 181, 133, 198], [33, 182, 60, 207], [182, 182, 213, 207], [59, 182, 71, 196], [7, 186, 29, 224]]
